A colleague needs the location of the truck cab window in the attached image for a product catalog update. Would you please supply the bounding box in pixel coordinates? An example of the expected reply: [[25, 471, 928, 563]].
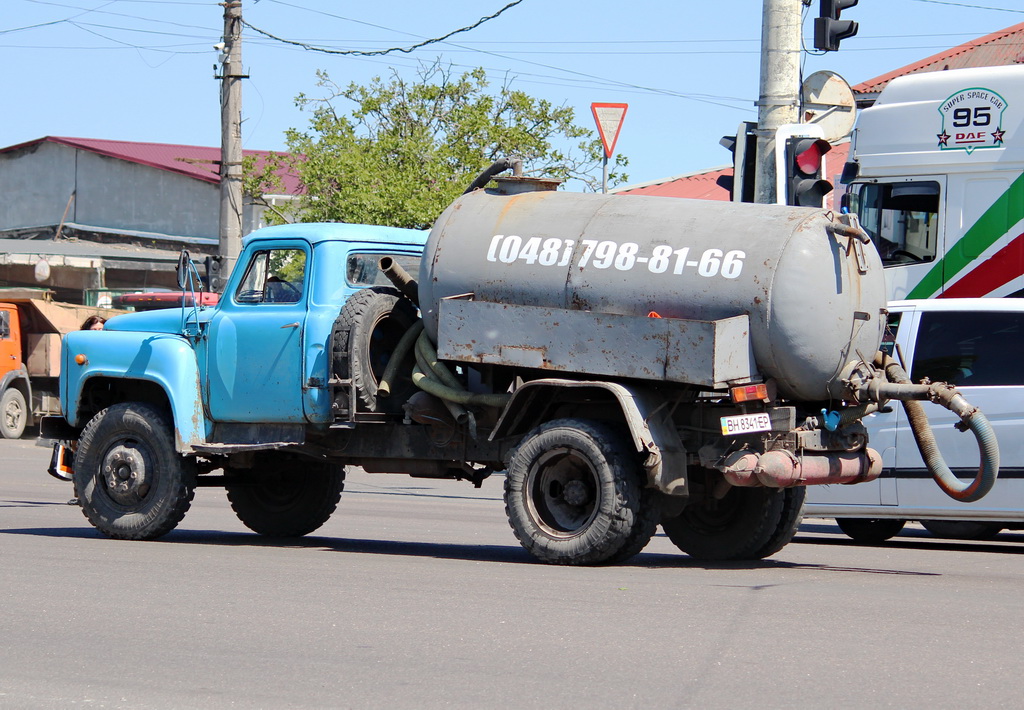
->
[[849, 181, 939, 267], [0, 311, 9, 339], [235, 249, 307, 304], [912, 311, 1024, 387]]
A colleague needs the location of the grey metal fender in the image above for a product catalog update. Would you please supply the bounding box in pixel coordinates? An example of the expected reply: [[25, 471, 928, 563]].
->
[[491, 378, 688, 495]]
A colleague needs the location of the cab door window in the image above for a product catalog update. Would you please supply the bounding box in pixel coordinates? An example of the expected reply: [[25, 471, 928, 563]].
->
[[849, 181, 940, 267], [235, 249, 306, 304]]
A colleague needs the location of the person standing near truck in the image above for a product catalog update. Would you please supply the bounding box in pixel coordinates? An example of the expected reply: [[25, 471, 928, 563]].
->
[[80, 315, 106, 331]]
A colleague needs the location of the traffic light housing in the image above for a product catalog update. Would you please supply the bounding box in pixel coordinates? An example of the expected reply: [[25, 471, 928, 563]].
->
[[786, 136, 833, 207], [716, 121, 757, 203], [814, 0, 858, 52], [204, 255, 223, 291]]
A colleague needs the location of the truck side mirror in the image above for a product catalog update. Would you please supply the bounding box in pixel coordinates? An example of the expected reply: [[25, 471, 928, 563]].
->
[[176, 250, 190, 290]]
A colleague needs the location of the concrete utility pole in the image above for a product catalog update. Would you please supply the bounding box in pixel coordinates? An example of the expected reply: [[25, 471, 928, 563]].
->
[[754, 0, 803, 204], [218, 0, 244, 288]]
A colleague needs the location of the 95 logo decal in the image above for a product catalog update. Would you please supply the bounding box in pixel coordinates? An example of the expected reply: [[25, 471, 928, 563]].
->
[[485, 234, 745, 279]]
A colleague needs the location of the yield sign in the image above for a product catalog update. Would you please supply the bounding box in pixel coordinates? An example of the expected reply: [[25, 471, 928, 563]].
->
[[591, 102, 628, 158]]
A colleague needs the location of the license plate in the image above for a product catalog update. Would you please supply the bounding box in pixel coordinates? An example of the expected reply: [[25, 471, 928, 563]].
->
[[720, 412, 772, 436]]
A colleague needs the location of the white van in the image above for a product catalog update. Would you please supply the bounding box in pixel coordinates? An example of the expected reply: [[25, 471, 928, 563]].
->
[[803, 298, 1024, 541]]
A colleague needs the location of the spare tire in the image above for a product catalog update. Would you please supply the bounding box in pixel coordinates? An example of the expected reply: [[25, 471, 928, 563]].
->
[[331, 287, 418, 414]]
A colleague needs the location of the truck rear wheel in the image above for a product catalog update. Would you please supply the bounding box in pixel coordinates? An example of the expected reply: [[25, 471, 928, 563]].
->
[[331, 287, 418, 414], [504, 419, 657, 565], [661, 481, 790, 561], [226, 460, 345, 537], [1, 387, 28, 439], [74, 402, 197, 540]]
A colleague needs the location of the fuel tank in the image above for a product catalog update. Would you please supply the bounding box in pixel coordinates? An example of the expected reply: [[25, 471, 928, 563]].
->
[[419, 185, 886, 401]]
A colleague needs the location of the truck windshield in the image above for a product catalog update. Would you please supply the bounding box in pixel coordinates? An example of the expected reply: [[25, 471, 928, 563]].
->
[[849, 181, 940, 267]]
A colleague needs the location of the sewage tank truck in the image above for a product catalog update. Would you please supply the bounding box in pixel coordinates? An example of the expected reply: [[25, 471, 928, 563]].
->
[[42, 168, 998, 565]]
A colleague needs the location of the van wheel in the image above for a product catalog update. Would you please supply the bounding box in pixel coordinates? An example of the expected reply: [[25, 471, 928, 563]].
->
[[835, 517, 906, 543], [661, 480, 788, 561], [920, 520, 1003, 540], [1, 387, 27, 439], [504, 419, 657, 565], [74, 403, 197, 540], [227, 460, 345, 537], [331, 287, 418, 414]]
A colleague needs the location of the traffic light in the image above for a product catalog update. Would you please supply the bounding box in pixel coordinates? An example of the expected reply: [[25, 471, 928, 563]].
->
[[204, 255, 223, 291], [786, 136, 833, 207], [814, 0, 859, 52], [716, 121, 757, 203]]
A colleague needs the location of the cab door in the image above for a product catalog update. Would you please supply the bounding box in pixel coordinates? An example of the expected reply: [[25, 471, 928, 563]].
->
[[0, 307, 20, 377], [203, 245, 309, 423]]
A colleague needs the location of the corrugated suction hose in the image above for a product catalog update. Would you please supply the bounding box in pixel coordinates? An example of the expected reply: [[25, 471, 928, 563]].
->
[[876, 353, 999, 502]]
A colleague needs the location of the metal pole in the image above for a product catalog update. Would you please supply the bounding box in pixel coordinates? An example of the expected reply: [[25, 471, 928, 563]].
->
[[754, 0, 802, 205], [601, 155, 609, 194], [218, 1, 244, 289]]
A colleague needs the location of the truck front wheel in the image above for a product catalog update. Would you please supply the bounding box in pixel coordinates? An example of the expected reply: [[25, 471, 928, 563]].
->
[[661, 481, 796, 561], [226, 460, 345, 537], [74, 403, 197, 540], [504, 419, 657, 565], [1, 387, 28, 439]]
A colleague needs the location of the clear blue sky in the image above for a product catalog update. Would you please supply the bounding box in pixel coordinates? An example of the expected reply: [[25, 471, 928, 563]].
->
[[3, 0, 1023, 188]]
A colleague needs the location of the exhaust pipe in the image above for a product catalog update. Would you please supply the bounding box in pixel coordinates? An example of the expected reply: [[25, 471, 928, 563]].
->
[[718, 448, 882, 488]]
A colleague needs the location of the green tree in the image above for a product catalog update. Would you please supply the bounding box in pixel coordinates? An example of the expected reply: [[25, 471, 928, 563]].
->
[[245, 62, 628, 229]]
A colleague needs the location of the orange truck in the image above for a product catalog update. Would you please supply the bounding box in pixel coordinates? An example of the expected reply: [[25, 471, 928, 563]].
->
[[0, 289, 116, 439]]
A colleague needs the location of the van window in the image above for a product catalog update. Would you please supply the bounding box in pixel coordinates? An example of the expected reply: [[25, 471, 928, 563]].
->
[[911, 311, 1024, 386], [849, 181, 939, 267], [881, 311, 901, 356]]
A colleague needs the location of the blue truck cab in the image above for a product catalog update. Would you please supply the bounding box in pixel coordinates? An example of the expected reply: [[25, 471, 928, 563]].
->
[[58, 223, 426, 452]]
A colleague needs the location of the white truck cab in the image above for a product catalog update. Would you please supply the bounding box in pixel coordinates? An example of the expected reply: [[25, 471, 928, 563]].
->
[[804, 298, 1024, 541], [842, 64, 1024, 300]]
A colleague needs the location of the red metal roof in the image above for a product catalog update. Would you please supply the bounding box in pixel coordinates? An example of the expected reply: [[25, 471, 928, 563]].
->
[[1, 136, 302, 195], [616, 144, 849, 202], [854, 22, 1024, 96], [616, 22, 1024, 202]]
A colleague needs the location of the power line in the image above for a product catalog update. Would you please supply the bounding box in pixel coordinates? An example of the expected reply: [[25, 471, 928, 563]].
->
[[907, 0, 1023, 11], [241, 0, 524, 57]]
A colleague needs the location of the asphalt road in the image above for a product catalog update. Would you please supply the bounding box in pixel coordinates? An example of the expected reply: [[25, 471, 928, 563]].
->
[[2, 436, 1022, 709]]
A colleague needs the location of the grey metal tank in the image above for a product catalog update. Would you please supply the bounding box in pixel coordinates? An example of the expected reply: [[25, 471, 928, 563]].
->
[[419, 182, 887, 401]]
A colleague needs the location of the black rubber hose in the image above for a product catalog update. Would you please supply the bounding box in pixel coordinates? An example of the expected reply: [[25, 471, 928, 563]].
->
[[463, 157, 518, 194]]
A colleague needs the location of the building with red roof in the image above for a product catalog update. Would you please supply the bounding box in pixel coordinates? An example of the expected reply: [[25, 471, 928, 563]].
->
[[0, 136, 299, 300]]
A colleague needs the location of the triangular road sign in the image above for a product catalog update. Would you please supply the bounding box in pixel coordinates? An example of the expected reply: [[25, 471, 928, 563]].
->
[[591, 103, 628, 158]]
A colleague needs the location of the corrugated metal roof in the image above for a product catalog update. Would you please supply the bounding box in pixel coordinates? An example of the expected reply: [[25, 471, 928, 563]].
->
[[854, 22, 1024, 96], [0, 136, 302, 195]]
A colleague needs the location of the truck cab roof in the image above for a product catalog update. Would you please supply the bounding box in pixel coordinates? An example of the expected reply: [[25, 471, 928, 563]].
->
[[242, 222, 428, 248]]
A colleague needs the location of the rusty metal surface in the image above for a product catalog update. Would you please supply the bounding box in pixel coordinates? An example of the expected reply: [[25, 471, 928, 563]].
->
[[420, 190, 887, 400], [438, 299, 756, 388]]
